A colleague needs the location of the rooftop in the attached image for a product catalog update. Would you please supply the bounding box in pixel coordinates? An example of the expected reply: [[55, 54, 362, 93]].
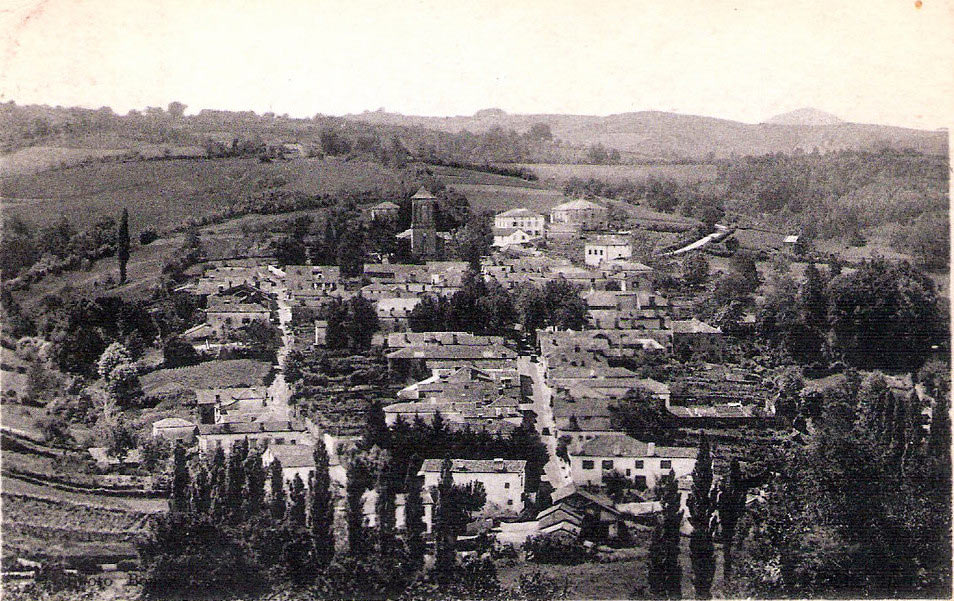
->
[[552, 199, 606, 212], [387, 344, 518, 361], [576, 433, 698, 458], [497, 208, 544, 218], [419, 458, 527, 474], [197, 420, 305, 436], [671, 318, 722, 334], [265, 444, 316, 468]]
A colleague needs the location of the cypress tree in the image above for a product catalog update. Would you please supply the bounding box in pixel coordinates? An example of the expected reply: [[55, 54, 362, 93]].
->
[[118, 208, 130, 284], [243, 448, 267, 518], [209, 445, 228, 522], [404, 464, 427, 571], [890, 392, 908, 472], [226, 442, 248, 521], [928, 391, 951, 461], [269, 459, 286, 520], [647, 471, 682, 599], [434, 457, 457, 577], [287, 474, 307, 527], [717, 459, 746, 582], [170, 443, 190, 513], [346, 456, 368, 556], [688, 434, 716, 599], [376, 461, 397, 557], [363, 400, 390, 450], [190, 464, 212, 515], [309, 439, 335, 568]]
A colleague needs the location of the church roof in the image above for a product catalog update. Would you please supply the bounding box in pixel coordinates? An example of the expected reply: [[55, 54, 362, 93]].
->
[[411, 187, 436, 200]]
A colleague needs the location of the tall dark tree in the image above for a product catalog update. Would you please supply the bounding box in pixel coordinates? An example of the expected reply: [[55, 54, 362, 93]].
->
[[225, 440, 248, 521], [268, 459, 286, 520], [404, 465, 427, 571], [717, 459, 747, 582], [363, 400, 390, 450], [434, 457, 458, 577], [346, 457, 369, 556], [688, 434, 717, 599], [286, 474, 307, 527], [309, 439, 335, 569], [928, 390, 951, 462], [647, 471, 683, 599], [190, 464, 212, 515], [243, 448, 266, 518], [117, 208, 130, 284], [171, 443, 190, 513], [376, 462, 398, 557]]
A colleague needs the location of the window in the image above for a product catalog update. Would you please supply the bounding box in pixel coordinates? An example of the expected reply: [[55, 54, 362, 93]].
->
[[582, 460, 594, 470], [660, 460, 672, 469], [504, 482, 510, 489], [634, 460, 644, 469], [602, 460, 614, 470], [625, 469, 631, 476], [507, 499, 513, 506]]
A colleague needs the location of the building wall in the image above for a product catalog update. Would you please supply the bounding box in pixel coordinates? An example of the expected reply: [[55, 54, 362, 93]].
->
[[198, 430, 310, 453], [207, 310, 270, 337], [584, 244, 632, 267], [422, 470, 525, 513], [494, 215, 545, 237], [569, 454, 695, 489], [551, 208, 608, 230]]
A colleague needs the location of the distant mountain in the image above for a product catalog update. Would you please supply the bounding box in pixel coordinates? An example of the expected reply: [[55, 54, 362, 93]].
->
[[765, 108, 845, 126], [345, 109, 947, 159]]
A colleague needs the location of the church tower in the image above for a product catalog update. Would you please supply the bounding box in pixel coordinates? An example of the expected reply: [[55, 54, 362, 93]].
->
[[409, 187, 437, 258]]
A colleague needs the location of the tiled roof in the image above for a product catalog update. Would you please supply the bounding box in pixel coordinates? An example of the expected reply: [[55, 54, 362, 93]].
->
[[387, 344, 517, 361], [587, 235, 630, 247], [576, 433, 697, 459], [497, 208, 543, 218], [265, 444, 316, 468], [551, 484, 617, 513], [197, 420, 305, 435], [552, 199, 605, 212], [419, 458, 526, 474], [196, 387, 269, 405], [411, 187, 436, 199], [152, 417, 196, 428], [372, 201, 400, 210], [671, 319, 722, 334]]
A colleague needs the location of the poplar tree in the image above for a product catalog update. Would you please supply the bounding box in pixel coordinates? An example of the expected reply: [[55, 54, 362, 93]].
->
[[688, 434, 717, 599], [928, 391, 951, 461], [226, 441, 248, 521], [647, 471, 682, 599], [363, 400, 390, 450], [346, 456, 369, 556], [190, 464, 212, 515], [170, 443, 190, 513], [118, 208, 130, 284], [210, 445, 228, 522], [287, 474, 307, 527], [269, 459, 286, 520], [404, 464, 427, 571], [717, 459, 746, 582], [308, 439, 335, 568]]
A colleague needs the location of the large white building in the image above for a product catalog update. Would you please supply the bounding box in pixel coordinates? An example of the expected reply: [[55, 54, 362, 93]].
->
[[419, 458, 527, 514], [550, 199, 608, 231], [584, 236, 633, 267], [494, 208, 546, 237], [568, 433, 696, 489]]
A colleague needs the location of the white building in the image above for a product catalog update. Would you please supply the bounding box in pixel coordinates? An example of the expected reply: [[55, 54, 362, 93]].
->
[[568, 433, 696, 489], [419, 458, 527, 514], [550, 199, 608, 231], [493, 228, 539, 248], [197, 420, 310, 453], [584, 236, 632, 267], [151, 417, 197, 442], [262, 444, 316, 486], [494, 208, 546, 237]]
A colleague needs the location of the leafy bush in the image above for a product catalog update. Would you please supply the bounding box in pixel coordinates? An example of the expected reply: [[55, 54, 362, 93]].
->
[[139, 229, 159, 245], [524, 532, 589, 565]]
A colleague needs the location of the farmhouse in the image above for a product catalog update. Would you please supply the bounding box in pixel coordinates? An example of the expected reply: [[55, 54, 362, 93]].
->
[[420, 458, 527, 514], [671, 318, 723, 356], [494, 208, 546, 237], [262, 444, 316, 485], [568, 433, 697, 489], [584, 235, 633, 267], [387, 343, 518, 377], [195, 387, 272, 424], [376, 297, 422, 332], [197, 420, 309, 453], [369, 201, 401, 222], [550, 199, 608, 231], [206, 297, 271, 338], [151, 417, 197, 442], [493, 227, 539, 248], [283, 265, 341, 295], [550, 484, 621, 540]]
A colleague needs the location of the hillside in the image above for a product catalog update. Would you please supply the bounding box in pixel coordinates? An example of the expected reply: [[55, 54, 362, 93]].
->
[[346, 109, 948, 159], [765, 108, 844, 126]]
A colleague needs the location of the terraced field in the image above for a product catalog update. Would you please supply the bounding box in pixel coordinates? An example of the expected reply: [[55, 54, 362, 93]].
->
[[140, 358, 272, 397]]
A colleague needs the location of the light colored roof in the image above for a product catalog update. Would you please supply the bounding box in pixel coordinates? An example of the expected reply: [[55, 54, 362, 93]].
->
[[411, 187, 436, 200], [576, 433, 698, 459], [197, 420, 305, 435], [497, 208, 543, 218], [671, 318, 722, 334], [387, 344, 517, 361], [153, 417, 196, 428], [586, 235, 630, 247], [492, 227, 531, 237], [552, 199, 606, 212], [196, 387, 269, 405], [784, 234, 800, 243], [419, 458, 526, 474], [551, 484, 617, 512], [376, 297, 421, 315], [668, 404, 760, 419], [372, 201, 400, 210], [265, 444, 315, 469]]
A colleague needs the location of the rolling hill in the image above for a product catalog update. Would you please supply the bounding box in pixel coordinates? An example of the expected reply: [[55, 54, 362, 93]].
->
[[345, 108, 948, 159]]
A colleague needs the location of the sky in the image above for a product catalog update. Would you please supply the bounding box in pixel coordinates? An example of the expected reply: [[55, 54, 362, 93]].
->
[[1, 0, 952, 129]]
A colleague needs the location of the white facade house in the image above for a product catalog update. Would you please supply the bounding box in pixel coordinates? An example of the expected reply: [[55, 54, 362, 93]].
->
[[262, 444, 316, 486], [197, 420, 310, 453], [494, 209, 546, 237], [151, 417, 197, 442], [550, 199, 608, 231], [493, 228, 539, 248], [584, 236, 633, 267], [569, 433, 697, 489], [419, 458, 527, 514]]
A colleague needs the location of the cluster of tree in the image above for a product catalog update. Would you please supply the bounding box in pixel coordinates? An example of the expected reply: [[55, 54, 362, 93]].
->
[[562, 175, 724, 226], [645, 435, 748, 600], [758, 259, 944, 372], [422, 157, 538, 181], [585, 143, 622, 165], [408, 271, 588, 339], [317, 295, 379, 351], [96, 342, 143, 408], [370, 402, 549, 496], [1, 212, 125, 285], [731, 368, 951, 598]]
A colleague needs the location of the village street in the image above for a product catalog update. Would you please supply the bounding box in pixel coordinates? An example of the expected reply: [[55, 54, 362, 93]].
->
[[264, 291, 294, 422], [518, 355, 571, 490]]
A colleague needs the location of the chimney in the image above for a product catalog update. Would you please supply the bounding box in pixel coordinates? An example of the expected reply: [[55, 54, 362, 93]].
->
[[647, 442, 656, 456]]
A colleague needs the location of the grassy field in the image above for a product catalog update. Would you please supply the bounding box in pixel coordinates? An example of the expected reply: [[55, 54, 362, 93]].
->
[[453, 184, 568, 214], [516, 163, 719, 186], [1, 403, 47, 439], [140, 359, 272, 396], [0, 156, 403, 231]]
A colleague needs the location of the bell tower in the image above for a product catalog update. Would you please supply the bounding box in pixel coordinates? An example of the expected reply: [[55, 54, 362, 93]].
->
[[409, 187, 437, 258]]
